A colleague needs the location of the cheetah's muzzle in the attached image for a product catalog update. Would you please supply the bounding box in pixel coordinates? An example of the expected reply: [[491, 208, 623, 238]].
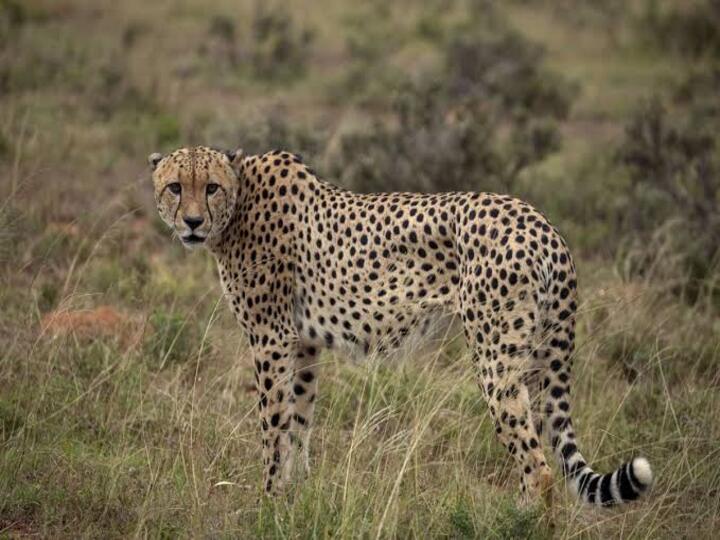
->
[[181, 233, 206, 245]]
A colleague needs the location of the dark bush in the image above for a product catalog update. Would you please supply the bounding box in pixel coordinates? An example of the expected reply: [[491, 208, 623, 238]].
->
[[121, 21, 149, 51], [144, 310, 198, 369], [89, 59, 161, 119], [674, 65, 720, 122], [202, 107, 326, 164], [617, 94, 720, 295], [339, 1, 410, 101], [237, 111, 325, 159], [513, 0, 625, 32], [328, 28, 575, 195], [201, 15, 238, 68], [640, 0, 720, 58], [443, 32, 572, 121], [0, 0, 25, 30], [0, 0, 49, 43], [198, 5, 314, 82], [209, 14, 236, 45], [250, 3, 315, 82], [620, 98, 719, 249]]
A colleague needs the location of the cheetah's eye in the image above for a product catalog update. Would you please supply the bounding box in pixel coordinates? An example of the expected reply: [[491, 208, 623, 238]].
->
[[207, 183, 220, 195], [168, 182, 181, 195]]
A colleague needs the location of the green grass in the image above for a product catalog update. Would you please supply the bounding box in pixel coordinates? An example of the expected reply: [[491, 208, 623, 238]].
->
[[1, 0, 719, 537], [2, 275, 719, 537]]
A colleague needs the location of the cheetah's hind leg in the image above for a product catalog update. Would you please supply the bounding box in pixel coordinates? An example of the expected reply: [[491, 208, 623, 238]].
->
[[461, 289, 554, 511]]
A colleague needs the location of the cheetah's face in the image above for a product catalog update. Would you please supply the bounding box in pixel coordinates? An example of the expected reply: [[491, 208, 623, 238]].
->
[[149, 146, 242, 249]]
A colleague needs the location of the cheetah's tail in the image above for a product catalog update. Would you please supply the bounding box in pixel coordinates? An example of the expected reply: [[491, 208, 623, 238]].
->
[[549, 415, 653, 505]]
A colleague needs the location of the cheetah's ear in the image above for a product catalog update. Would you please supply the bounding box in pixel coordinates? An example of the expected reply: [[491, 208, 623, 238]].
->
[[224, 147, 243, 166], [148, 152, 164, 170]]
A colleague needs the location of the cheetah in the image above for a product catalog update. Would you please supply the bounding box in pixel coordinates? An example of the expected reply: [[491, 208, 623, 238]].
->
[[148, 146, 653, 507]]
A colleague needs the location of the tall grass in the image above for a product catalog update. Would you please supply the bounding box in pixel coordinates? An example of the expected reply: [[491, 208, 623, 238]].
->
[[1, 0, 719, 537], [2, 198, 719, 536]]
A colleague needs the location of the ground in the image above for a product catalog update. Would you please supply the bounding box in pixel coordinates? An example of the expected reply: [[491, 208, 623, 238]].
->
[[0, 0, 719, 537]]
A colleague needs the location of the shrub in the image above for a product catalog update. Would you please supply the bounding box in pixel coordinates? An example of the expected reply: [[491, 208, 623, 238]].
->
[[339, 0, 410, 101], [620, 97, 719, 251], [209, 14, 236, 46], [144, 310, 198, 369], [447, 497, 475, 538], [151, 113, 182, 147], [249, 3, 315, 82], [328, 28, 575, 195], [640, 0, 720, 58], [513, 0, 625, 32], [202, 107, 326, 164], [121, 21, 149, 51], [531, 151, 630, 256], [0, 0, 49, 46], [479, 498, 550, 540], [198, 4, 314, 83], [617, 93, 720, 298], [0, 130, 9, 158], [201, 15, 238, 69], [674, 64, 720, 122], [89, 60, 161, 119]]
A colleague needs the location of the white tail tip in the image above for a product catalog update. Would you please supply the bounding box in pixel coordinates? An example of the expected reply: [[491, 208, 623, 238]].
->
[[632, 457, 653, 488]]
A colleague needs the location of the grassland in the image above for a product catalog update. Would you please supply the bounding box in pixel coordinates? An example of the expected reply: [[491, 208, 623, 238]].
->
[[1, 0, 719, 538]]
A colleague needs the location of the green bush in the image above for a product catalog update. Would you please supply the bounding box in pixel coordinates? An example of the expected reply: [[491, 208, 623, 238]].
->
[[144, 310, 198, 369], [339, 0, 410, 101], [674, 64, 720, 123], [89, 60, 162, 119], [447, 497, 475, 538], [208, 15, 235, 46], [0, 0, 50, 47], [249, 3, 315, 82], [203, 107, 326, 164], [328, 28, 575, 195], [619, 99, 719, 252], [616, 91, 720, 299], [115, 111, 181, 156], [197, 4, 314, 83], [640, 0, 720, 58], [199, 15, 238, 69], [482, 501, 549, 540], [0, 397, 23, 440]]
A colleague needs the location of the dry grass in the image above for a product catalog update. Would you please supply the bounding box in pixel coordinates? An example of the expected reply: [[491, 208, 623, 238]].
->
[[1, 0, 719, 538]]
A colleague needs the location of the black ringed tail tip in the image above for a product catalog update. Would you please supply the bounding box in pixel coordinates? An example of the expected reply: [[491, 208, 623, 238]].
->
[[574, 457, 653, 506]]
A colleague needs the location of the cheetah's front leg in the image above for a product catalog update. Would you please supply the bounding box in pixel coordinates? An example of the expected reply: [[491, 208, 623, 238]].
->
[[290, 346, 320, 476], [251, 339, 299, 495]]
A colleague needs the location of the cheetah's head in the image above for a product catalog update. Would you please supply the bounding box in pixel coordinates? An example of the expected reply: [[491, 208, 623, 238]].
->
[[149, 146, 242, 249]]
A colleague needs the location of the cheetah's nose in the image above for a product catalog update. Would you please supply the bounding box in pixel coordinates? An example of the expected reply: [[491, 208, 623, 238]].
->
[[183, 216, 204, 230]]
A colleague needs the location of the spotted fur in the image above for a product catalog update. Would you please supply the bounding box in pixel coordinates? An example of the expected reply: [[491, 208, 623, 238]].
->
[[149, 146, 653, 506]]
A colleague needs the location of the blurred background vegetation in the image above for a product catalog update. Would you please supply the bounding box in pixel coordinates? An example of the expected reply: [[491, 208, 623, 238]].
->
[[0, 0, 719, 537]]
